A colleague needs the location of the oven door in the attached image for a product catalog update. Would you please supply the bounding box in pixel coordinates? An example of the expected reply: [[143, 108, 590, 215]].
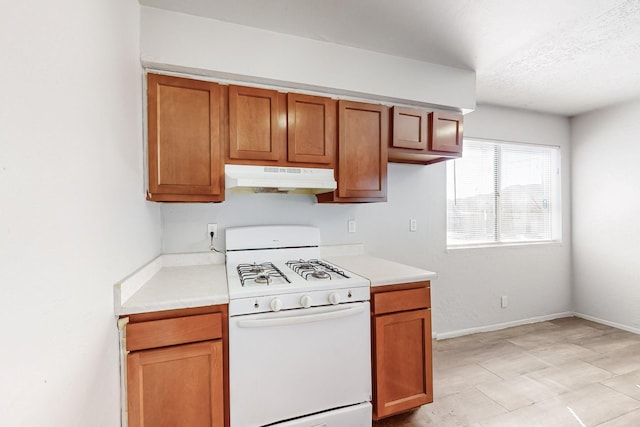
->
[[229, 301, 371, 427]]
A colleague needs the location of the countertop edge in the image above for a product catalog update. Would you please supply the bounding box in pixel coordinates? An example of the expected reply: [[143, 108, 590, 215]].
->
[[117, 295, 230, 316]]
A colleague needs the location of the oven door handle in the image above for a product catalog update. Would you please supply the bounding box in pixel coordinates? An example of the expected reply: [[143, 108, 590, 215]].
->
[[237, 304, 365, 328]]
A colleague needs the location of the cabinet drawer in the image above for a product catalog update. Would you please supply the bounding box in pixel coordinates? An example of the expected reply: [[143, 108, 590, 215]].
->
[[127, 312, 222, 352], [373, 287, 430, 315]]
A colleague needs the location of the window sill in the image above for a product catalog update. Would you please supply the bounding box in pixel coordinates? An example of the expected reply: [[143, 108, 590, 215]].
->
[[446, 240, 563, 252]]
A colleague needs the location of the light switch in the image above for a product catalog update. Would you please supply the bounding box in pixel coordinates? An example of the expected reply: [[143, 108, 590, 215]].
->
[[348, 219, 356, 233]]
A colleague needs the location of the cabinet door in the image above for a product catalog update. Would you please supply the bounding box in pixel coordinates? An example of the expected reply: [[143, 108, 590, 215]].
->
[[287, 93, 336, 165], [335, 100, 388, 200], [373, 309, 432, 419], [127, 340, 224, 427], [431, 111, 463, 153], [228, 85, 285, 162], [392, 106, 428, 150], [147, 74, 224, 202]]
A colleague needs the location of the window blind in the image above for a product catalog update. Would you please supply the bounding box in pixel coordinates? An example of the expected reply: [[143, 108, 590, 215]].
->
[[447, 139, 560, 247]]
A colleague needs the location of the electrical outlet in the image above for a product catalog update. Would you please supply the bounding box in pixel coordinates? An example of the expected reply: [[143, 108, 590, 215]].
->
[[348, 219, 356, 233], [501, 295, 508, 308], [207, 223, 218, 238], [410, 218, 417, 232]]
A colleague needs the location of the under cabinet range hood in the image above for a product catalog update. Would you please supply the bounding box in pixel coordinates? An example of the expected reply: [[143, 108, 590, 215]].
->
[[225, 164, 337, 194]]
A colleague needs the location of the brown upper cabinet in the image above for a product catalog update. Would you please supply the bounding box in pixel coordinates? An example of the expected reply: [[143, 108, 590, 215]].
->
[[287, 93, 336, 165], [228, 85, 285, 162], [145, 73, 463, 204], [146, 73, 224, 202], [389, 106, 463, 165], [227, 86, 336, 168], [317, 100, 388, 203], [392, 106, 429, 151], [432, 111, 463, 153]]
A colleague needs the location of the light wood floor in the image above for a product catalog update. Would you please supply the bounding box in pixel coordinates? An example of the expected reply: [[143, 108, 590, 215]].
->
[[373, 317, 640, 426]]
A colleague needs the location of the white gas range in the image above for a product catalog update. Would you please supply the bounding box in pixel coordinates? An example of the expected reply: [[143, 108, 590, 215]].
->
[[225, 225, 372, 427]]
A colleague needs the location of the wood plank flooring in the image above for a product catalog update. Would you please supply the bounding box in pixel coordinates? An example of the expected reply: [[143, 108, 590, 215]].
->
[[373, 317, 640, 426]]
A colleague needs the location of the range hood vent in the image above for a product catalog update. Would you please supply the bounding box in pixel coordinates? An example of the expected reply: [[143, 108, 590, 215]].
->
[[225, 164, 337, 194]]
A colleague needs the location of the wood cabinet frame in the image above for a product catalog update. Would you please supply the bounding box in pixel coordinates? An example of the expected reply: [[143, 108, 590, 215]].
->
[[287, 92, 336, 166], [124, 305, 229, 427], [145, 74, 464, 203], [147, 73, 224, 202], [389, 106, 464, 165], [432, 111, 463, 153], [371, 282, 433, 420], [392, 106, 428, 150], [127, 340, 224, 427], [228, 85, 285, 162], [227, 87, 337, 168], [318, 100, 388, 203]]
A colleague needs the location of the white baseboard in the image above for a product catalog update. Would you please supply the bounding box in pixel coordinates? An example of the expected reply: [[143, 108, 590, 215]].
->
[[434, 312, 574, 340], [435, 311, 640, 340], [573, 312, 640, 335]]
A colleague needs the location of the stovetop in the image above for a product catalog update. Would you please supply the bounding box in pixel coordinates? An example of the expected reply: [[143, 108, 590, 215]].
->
[[224, 225, 370, 315], [226, 258, 369, 299]]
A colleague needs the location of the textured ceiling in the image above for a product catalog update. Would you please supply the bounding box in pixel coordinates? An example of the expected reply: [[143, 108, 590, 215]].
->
[[140, 0, 640, 116]]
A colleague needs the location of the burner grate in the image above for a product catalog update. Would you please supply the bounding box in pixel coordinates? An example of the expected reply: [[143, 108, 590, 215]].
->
[[237, 262, 290, 286], [286, 259, 350, 280]]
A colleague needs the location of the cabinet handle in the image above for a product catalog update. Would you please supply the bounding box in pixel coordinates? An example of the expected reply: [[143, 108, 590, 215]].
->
[[237, 304, 365, 328]]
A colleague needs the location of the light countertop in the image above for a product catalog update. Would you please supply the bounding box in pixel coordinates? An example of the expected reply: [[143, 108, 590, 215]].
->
[[114, 253, 228, 316], [325, 254, 437, 287], [114, 247, 437, 316]]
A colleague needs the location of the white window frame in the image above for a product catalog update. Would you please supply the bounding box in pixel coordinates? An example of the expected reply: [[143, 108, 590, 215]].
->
[[446, 138, 562, 249]]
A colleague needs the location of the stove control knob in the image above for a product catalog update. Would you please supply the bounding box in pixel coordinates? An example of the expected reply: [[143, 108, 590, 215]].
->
[[328, 292, 341, 305], [300, 295, 312, 308], [270, 298, 283, 312]]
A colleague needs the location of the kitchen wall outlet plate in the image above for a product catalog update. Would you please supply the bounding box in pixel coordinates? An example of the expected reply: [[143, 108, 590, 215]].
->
[[207, 223, 218, 238], [410, 218, 417, 232], [501, 295, 508, 308]]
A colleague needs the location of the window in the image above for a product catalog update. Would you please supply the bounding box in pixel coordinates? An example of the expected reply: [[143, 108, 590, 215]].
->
[[446, 139, 561, 247]]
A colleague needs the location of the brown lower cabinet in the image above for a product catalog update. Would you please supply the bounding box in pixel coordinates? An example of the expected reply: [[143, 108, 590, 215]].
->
[[122, 286, 433, 425], [371, 282, 433, 420], [125, 305, 228, 427]]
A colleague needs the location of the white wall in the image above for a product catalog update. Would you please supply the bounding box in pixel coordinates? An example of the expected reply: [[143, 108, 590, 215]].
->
[[437, 105, 573, 336], [571, 98, 640, 333], [139, 6, 475, 112], [0, 2, 161, 426], [161, 104, 572, 337]]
